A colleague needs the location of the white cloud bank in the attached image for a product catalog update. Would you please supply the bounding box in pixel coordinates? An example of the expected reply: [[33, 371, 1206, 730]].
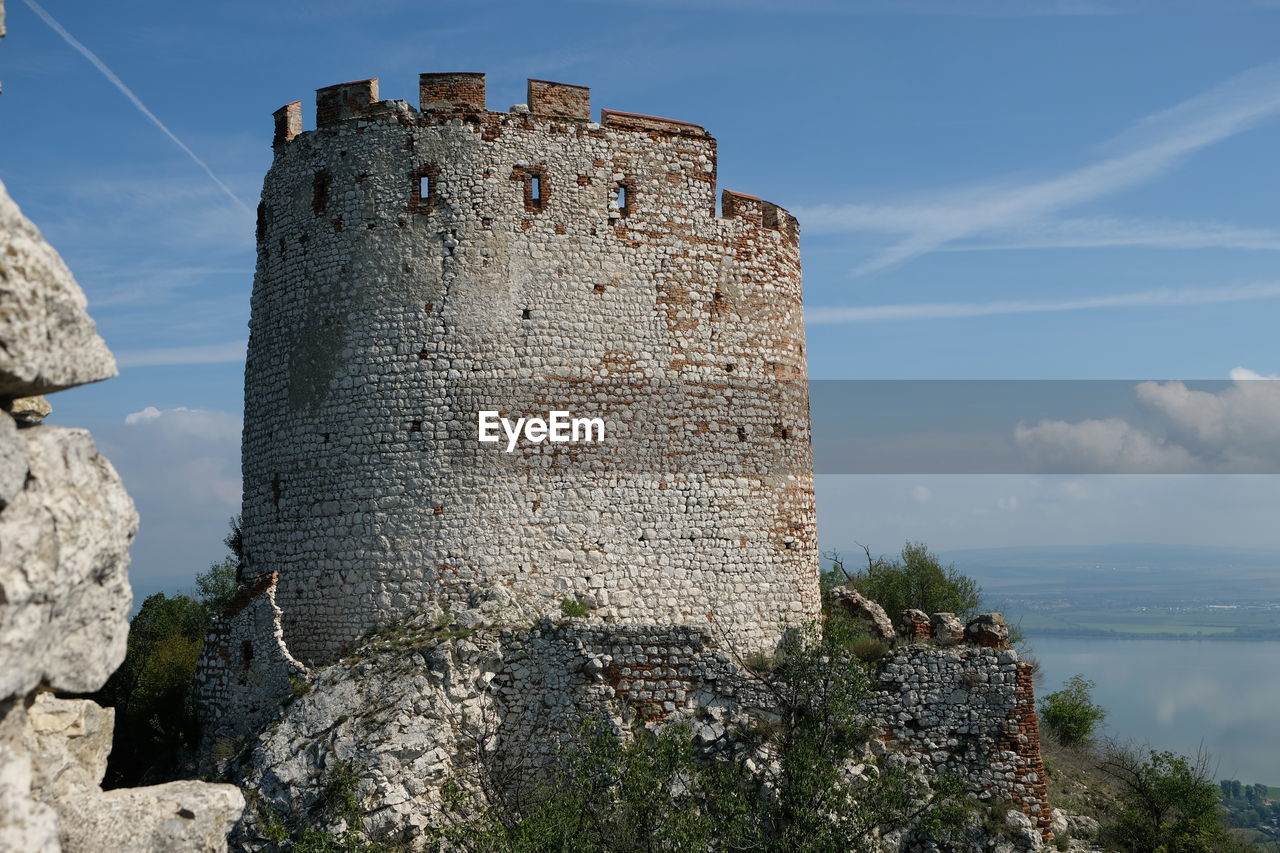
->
[[95, 406, 243, 595], [1014, 369, 1280, 473]]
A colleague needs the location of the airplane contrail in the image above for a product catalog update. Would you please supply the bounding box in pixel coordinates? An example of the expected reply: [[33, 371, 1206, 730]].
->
[[21, 0, 252, 216]]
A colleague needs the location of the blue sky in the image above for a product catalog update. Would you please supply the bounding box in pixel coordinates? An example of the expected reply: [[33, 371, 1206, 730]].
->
[[3, 0, 1280, 595]]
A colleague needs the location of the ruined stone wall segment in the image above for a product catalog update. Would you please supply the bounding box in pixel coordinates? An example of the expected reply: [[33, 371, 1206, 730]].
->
[[315, 79, 379, 128], [273, 102, 302, 150], [193, 572, 308, 748], [419, 72, 486, 113], [243, 73, 819, 663], [873, 645, 1053, 838], [527, 79, 590, 120]]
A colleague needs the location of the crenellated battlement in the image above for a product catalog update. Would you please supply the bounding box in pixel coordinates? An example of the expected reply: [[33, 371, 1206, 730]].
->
[[266, 72, 795, 244]]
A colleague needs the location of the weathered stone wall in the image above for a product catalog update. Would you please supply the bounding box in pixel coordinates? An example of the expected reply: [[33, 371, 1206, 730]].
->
[[242, 73, 819, 663], [220, 593, 1053, 850], [872, 615, 1053, 837], [192, 572, 308, 753]]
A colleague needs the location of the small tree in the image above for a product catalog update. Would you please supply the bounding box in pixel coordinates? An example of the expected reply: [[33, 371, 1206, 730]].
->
[[195, 557, 238, 618], [1039, 674, 1106, 746], [846, 541, 982, 619], [1099, 746, 1247, 853]]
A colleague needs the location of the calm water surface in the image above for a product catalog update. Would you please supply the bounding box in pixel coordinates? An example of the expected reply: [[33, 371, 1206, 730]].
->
[[1028, 637, 1280, 786]]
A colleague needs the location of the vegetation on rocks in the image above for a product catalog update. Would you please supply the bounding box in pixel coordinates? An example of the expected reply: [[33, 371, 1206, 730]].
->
[[826, 541, 983, 620], [422, 610, 970, 853], [92, 523, 239, 787]]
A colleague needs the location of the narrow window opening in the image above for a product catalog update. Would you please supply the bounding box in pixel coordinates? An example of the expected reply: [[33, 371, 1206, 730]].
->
[[530, 175, 542, 202], [420, 175, 431, 201], [312, 170, 331, 215], [241, 641, 254, 668], [521, 308, 532, 320]]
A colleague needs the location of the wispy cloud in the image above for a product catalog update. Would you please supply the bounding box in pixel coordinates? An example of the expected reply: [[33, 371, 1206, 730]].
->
[[575, 0, 1126, 15], [21, 0, 252, 216], [950, 217, 1280, 252], [115, 340, 247, 368], [801, 209, 1280, 253], [806, 280, 1280, 324], [804, 59, 1280, 275]]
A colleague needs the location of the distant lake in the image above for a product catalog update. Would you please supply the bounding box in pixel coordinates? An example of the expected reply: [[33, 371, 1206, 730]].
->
[[1029, 636, 1280, 786]]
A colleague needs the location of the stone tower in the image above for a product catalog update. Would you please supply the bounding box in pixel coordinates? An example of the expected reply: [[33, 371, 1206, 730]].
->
[[243, 73, 818, 662]]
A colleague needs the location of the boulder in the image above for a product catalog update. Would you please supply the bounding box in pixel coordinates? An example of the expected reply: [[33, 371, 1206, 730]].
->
[[24, 694, 115, 799], [54, 781, 245, 853], [965, 613, 1010, 649], [828, 587, 894, 639], [0, 410, 24, 506], [0, 177, 116, 399], [898, 609, 932, 640], [930, 612, 965, 645], [0, 426, 136, 698], [6, 395, 52, 425]]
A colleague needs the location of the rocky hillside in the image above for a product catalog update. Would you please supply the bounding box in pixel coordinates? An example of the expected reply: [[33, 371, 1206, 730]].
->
[[0, 170, 244, 851]]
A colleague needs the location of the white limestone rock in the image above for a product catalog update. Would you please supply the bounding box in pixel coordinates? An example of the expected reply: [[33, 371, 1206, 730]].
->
[[0, 744, 60, 853], [0, 410, 24, 507], [0, 426, 136, 699], [24, 694, 114, 799], [53, 781, 245, 853], [0, 177, 116, 399]]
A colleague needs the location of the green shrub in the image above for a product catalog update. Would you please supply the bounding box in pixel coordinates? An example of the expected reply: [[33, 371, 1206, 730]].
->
[[1099, 747, 1249, 853], [433, 614, 969, 853], [1039, 675, 1106, 746], [843, 541, 982, 619], [849, 635, 889, 663], [559, 597, 590, 618]]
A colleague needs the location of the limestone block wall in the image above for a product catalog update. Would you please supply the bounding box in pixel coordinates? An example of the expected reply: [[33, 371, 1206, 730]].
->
[[243, 73, 819, 662]]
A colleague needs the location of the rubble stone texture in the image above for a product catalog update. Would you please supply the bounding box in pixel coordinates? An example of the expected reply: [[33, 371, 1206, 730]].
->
[[873, 644, 1053, 835], [0, 178, 116, 398], [224, 594, 1051, 851], [241, 73, 820, 662]]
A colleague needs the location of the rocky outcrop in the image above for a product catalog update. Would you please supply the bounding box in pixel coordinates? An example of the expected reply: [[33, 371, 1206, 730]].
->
[[0, 425, 136, 699], [54, 782, 245, 853], [0, 179, 116, 398], [0, 170, 243, 851]]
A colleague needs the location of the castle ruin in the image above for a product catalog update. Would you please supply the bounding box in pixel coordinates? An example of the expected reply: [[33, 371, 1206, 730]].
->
[[241, 73, 819, 662]]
